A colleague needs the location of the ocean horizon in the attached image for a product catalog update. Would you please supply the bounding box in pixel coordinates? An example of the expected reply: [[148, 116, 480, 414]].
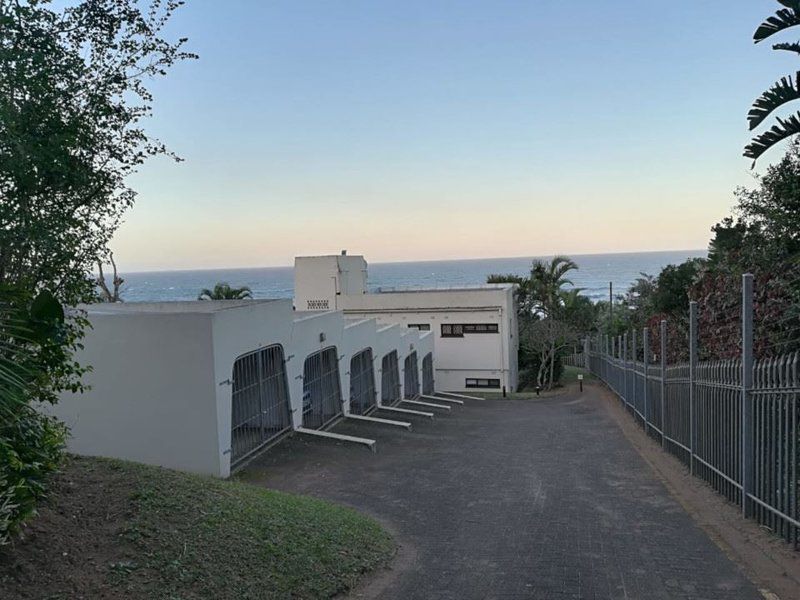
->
[[116, 249, 707, 304]]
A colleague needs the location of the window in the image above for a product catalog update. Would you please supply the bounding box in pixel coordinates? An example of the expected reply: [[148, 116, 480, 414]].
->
[[441, 323, 498, 337], [465, 378, 501, 389], [408, 323, 431, 331], [441, 324, 464, 337]]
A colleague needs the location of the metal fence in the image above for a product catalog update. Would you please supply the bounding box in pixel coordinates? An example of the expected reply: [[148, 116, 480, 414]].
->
[[349, 348, 376, 415], [302, 347, 343, 429], [230, 345, 292, 468], [381, 350, 401, 406], [586, 274, 799, 548], [422, 352, 434, 395], [562, 353, 585, 368], [404, 351, 419, 399]]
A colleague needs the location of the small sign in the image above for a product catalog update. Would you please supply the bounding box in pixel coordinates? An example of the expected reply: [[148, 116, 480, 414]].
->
[[577, 374, 584, 380]]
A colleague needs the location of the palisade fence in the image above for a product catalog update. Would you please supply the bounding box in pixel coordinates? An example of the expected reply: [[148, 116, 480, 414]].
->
[[585, 274, 799, 548]]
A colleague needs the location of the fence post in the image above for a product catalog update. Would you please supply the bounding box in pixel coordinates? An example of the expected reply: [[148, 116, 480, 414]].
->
[[631, 328, 637, 410], [689, 300, 697, 476], [643, 327, 649, 427], [623, 332, 628, 405], [660, 319, 667, 448], [741, 273, 754, 518], [583, 337, 590, 370]]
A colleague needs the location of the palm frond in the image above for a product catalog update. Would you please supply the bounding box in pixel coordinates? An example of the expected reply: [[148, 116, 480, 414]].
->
[[778, 1, 800, 10], [773, 41, 800, 54], [754, 8, 800, 44], [748, 72, 800, 130], [744, 112, 800, 162]]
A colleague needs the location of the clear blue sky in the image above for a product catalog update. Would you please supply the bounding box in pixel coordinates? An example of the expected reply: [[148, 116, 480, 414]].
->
[[116, 1, 793, 271]]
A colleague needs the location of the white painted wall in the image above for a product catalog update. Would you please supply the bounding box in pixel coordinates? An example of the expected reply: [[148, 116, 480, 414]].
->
[[341, 318, 379, 413], [294, 254, 367, 311], [52, 300, 294, 477], [340, 286, 517, 393], [286, 310, 346, 426], [372, 323, 405, 405]]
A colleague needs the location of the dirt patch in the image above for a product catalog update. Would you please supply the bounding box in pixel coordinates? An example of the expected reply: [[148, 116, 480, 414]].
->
[[596, 383, 800, 600], [0, 456, 140, 599]]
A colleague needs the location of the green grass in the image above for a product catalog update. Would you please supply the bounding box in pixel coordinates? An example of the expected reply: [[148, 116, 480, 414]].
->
[[106, 458, 395, 599]]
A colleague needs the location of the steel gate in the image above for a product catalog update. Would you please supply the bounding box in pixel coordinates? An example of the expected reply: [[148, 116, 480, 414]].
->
[[349, 348, 376, 415], [422, 352, 434, 395], [404, 351, 419, 399], [381, 350, 401, 406], [302, 347, 343, 429], [230, 345, 292, 468]]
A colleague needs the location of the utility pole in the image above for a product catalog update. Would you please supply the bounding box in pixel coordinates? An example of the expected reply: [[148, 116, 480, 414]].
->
[[609, 281, 613, 331]]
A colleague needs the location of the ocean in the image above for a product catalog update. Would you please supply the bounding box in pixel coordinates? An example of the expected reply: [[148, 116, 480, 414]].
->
[[117, 250, 707, 304]]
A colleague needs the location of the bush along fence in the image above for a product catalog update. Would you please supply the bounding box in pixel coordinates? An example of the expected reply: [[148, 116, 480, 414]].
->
[[585, 274, 799, 549]]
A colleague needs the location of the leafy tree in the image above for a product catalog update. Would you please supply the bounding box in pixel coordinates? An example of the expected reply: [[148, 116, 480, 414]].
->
[[198, 283, 253, 301], [652, 259, 703, 315], [746, 1, 800, 162], [0, 0, 193, 542]]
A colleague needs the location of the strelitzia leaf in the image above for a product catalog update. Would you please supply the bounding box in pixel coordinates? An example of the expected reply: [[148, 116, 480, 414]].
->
[[754, 8, 800, 43], [748, 72, 800, 130], [773, 41, 800, 54], [744, 112, 800, 163]]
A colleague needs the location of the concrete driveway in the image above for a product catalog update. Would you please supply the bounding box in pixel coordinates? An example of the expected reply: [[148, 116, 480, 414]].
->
[[241, 386, 762, 600]]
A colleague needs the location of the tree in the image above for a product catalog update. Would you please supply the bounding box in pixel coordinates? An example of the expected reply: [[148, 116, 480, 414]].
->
[[0, 0, 193, 543], [97, 253, 124, 303], [198, 283, 253, 301], [745, 1, 800, 162]]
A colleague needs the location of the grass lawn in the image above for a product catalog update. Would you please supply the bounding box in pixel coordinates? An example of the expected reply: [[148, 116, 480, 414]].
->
[[0, 455, 395, 599]]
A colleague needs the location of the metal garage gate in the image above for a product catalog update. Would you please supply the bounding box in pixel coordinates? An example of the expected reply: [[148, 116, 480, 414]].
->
[[349, 348, 376, 415], [302, 347, 343, 429], [381, 350, 401, 406], [230, 345, 292, 468], [404, 351, 419, 399], [422, 352, 434, 395]]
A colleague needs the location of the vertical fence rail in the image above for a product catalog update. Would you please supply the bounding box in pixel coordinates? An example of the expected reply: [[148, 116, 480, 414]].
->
[[585, 273, 799, 548]]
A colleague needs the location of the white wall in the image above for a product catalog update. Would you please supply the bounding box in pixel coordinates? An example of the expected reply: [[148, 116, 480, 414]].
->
[[373, 323, 405, 405], [341, 287, 517, 392], [341, 318, 379, 413], [210, 300, 295, 477], [294, 254, 367, 311], [286, 311, 346, 426], [53, 309, 220, 476]]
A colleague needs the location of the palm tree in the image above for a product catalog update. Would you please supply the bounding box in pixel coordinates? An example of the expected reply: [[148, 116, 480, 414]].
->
[[529, 255, 578, 316], [745, 1, 800, 163], [197, 282, 252, 301]]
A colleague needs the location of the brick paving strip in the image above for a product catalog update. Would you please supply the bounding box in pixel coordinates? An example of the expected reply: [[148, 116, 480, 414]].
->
[[241, 384, 792, 600]]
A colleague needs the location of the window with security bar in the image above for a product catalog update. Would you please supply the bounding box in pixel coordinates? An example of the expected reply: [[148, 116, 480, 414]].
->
[[302, 347, 343, 429], [381, 351, 401, 405], [349, 348, 376, 415], [230, 345, 291, 468], [404, 351, 419, 398], [422, 352, 434, 395]]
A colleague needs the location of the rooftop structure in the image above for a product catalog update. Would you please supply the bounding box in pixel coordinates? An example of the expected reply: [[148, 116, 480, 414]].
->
[[294, 254, 519, 393]]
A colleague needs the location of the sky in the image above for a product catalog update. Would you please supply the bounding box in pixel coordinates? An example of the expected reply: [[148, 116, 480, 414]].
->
[[113, 1, 796, 271]]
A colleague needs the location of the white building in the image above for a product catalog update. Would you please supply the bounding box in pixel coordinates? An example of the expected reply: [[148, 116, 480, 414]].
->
[[294, 253, 519, 394], [51, 299, 436, 478]]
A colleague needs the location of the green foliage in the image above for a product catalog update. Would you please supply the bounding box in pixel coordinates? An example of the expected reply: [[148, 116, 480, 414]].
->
[[0, 0, 193, 543], [747, 3, 800, 162], [652, 259, 703, 316], [492, 257, 584, 390], [198, 283, 253, 301], [0, 290, 69, 545]]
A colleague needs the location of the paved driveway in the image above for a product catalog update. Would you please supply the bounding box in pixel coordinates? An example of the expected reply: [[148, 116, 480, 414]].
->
[[242, 386, 762, 600]]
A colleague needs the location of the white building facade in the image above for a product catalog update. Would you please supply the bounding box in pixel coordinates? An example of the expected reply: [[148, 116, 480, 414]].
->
[[294, 254, 519, 394]]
